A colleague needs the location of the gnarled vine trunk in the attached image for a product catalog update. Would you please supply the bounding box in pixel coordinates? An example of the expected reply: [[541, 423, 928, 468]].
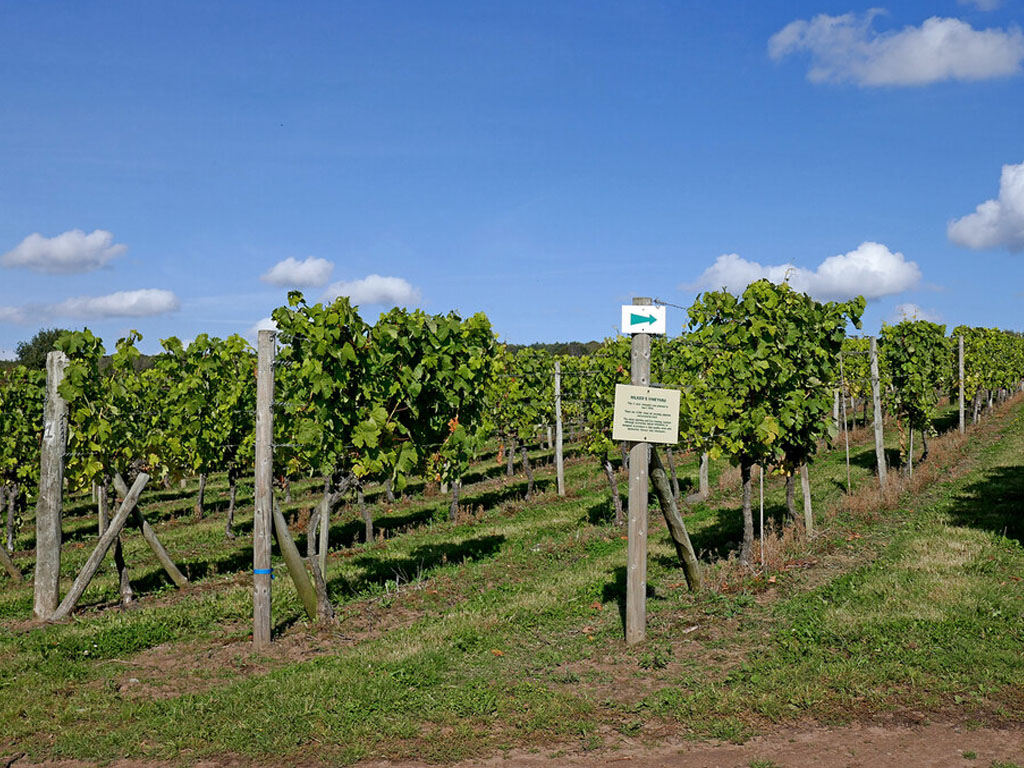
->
[[521, 446, 535, 500], [194, 473, 207, 519], [602, 457, 624, 526], [225, 467, 238, 540]]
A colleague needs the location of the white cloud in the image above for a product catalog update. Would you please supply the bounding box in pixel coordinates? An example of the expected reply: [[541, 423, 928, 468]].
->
[[947, 161, 1024, 251], [769, 12, 1024, 86], [893, 303, 942, 322], [688, 242, 922, 301], [0, 306, 27, 324], [0, 289, 180, 324], [260, 256, 334, 288], [247, 316, 279, 340], [1, 229, 127, 274], [53, 289, 180, 319], [322, 274, 421, 306], [959, 0, 1000, 11]]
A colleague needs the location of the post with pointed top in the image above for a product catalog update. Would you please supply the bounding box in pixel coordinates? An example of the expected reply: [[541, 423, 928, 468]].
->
[[626, 297, 651, 645], [554, 360, 565, 497], [253, 330, 275, 649], [33, 351, 68, 621], [869, 336, 887, 488]]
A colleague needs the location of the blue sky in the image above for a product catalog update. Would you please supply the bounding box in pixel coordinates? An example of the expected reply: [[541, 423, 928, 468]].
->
[[1, 0, 1022, 357]]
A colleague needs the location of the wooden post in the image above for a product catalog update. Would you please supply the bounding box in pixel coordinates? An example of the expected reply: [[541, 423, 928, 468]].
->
[[554, 361, 565, 497], [958, 334, 965, 434], [112, 473, 188, 588], [49, 474, 148, 622], [626, 297, 651, 646], [271, 500, 318, 621], [800, 464, 813, 535], [33, 351, 68, 621], [699, 453, 709, 499], [839, 353, 851, 492], [649, 448, 701, 590], [869, 337, 887, 488], [253, 330, 275, 649]]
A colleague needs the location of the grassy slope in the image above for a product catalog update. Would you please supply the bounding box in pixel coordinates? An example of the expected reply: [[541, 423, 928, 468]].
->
[[0, 401, 1021, 764]]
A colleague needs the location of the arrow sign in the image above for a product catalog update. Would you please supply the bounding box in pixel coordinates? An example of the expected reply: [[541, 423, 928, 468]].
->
[[621, 305, 666, 335]]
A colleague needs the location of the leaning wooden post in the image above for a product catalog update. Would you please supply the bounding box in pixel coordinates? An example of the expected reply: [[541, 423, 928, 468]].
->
[[626, 297, 651, 646], [869, 336, 887, 488], [554, 360, 565, 497], [33, 351, 68, 621], [253, 330, 275, 649], [958, 334, 965, 434], [49, 473, 149, 623]]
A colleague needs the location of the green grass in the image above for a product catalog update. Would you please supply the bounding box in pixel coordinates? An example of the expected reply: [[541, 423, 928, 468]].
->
[[2, 401, 1023, 764]]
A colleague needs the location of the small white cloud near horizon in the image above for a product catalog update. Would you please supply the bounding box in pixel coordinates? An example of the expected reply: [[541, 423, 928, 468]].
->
[[687, 242, 922, 301], [322, 274, 421, 306], [948, 161, 1024, 251], [0, 289, 180, 324], [260, 256, 334, 288], [1, 229, 127, 274], [769, 11, 1024, 86], [893, 303, 943, 323]]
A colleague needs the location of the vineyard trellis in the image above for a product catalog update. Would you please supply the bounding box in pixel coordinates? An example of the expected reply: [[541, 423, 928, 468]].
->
[[0, 288, 1021, 650]]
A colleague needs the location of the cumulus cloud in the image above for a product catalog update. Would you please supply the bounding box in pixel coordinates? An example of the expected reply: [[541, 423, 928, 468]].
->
[[322, 274, 421, 306], [0, 289, 180, 324], [769, 12, 1024, 86], [1, 229, 127, 274], [948, 161, 1024, 251], [688, 242, 921, 301], [893, 303, 942, 322], [247, 316, 279, 339], [260, 256, 334, 288]]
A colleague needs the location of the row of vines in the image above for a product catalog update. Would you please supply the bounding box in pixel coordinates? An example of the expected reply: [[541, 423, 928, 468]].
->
[[2, 281, 1023, 608]]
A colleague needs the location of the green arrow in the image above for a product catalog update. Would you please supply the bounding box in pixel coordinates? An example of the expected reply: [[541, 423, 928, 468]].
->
[[630, 313, 657, 326]]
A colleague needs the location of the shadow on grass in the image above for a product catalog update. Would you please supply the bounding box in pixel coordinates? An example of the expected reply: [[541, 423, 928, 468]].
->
[[947, 465, 1024, 544], [326, 534, 506, 598], [851, 446, 902, 473], [601, 566, 662, 636]]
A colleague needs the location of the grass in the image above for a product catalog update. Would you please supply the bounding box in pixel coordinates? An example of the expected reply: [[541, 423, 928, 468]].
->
[[1, 398, 1023, 764]]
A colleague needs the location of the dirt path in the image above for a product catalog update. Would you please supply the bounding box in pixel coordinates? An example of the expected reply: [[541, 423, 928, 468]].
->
[[359, 722, 1024, 768]]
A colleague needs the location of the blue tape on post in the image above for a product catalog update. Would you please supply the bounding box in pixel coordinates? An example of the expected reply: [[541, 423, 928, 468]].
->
[[254, 568, 274, 578]]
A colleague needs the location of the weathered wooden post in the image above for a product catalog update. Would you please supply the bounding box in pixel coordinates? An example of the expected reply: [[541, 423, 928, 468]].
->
[[626, 298, 651, 645], [33, 351, 68, 621], [553, 361, 565, 496], [869, 336, 887, 487], [800, 464, 813, 535], [958, 334, 965, 434], [253, 330, 275, 649]]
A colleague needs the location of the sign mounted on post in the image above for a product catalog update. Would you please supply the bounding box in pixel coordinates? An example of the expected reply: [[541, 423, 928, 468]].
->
[[612, 384, 680, 444], [621, 305, 666, 335]]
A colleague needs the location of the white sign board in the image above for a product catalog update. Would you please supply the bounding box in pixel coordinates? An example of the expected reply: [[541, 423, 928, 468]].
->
[[621, 305, 666, 335], [612, 384, 680, 444]]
